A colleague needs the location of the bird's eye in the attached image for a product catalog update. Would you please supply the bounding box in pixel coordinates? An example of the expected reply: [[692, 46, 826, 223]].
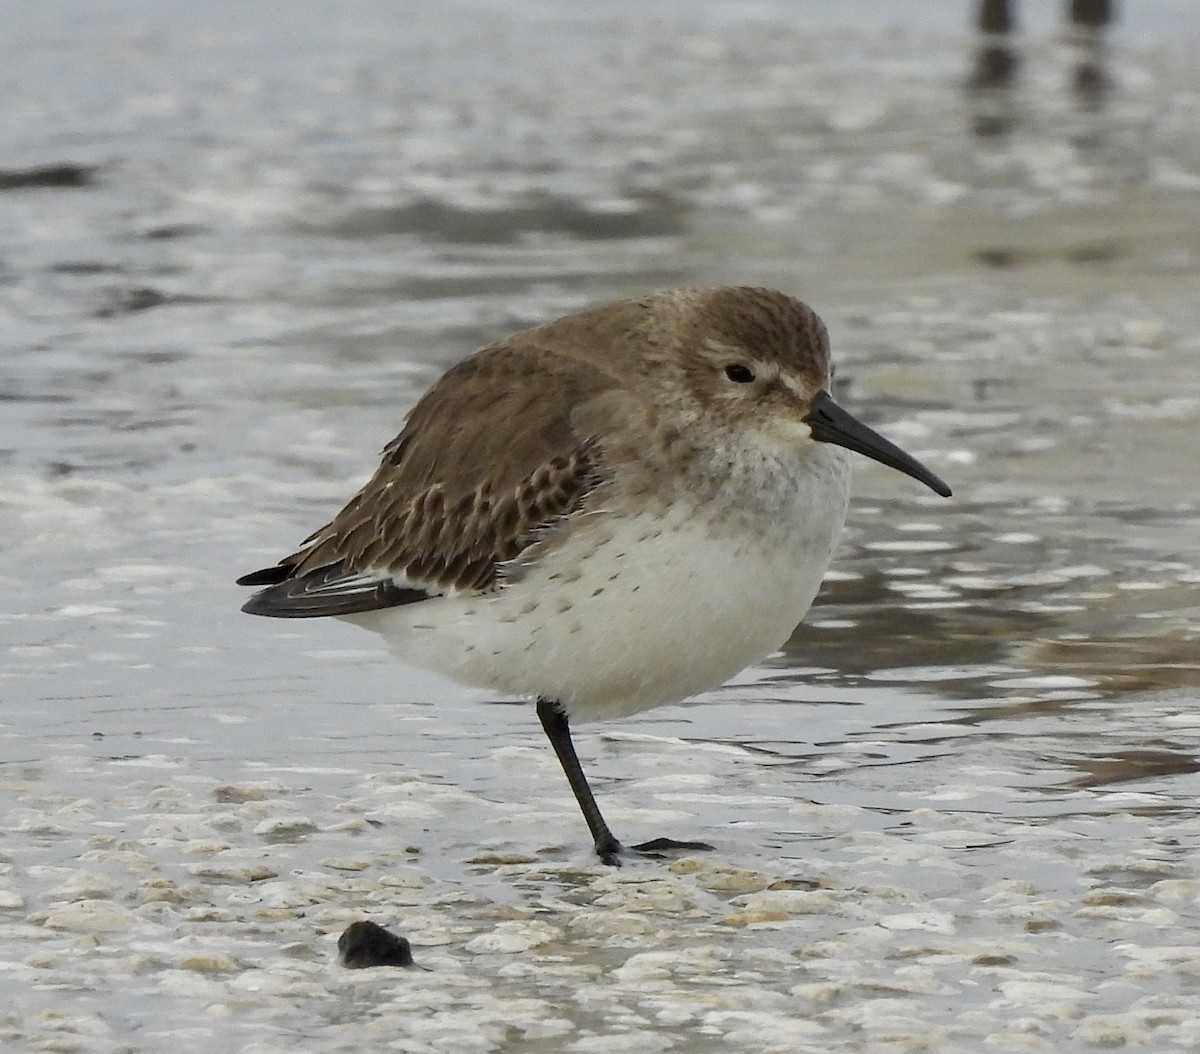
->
[[724, 363, 756, 384]]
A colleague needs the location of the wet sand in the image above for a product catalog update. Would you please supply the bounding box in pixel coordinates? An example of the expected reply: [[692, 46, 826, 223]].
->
[[2, 2, 1200, 1051]]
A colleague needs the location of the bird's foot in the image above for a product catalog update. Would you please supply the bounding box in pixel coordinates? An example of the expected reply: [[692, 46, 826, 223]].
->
[[594, 835, 715, 867], [595, 836, 623, 867]]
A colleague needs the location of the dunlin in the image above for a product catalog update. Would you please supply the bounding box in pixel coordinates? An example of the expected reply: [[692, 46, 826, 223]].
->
[[238, 287, 951, 864]]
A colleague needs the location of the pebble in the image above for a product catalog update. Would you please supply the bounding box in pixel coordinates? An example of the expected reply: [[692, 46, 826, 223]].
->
[[878, 910, 957, 934], [337, 920, 415, 968], [40, 899, 137, 933], [252, 815, 318, 838], [50, 872, 117, 901], [463, 920, 562, 955], [178, 954, 241, 974], [728, 889, 838, 919], [667, 859, 772, 893], [214, 781, 291, 803], [187, 862, 278, 882], [320, 857, 371, 871]]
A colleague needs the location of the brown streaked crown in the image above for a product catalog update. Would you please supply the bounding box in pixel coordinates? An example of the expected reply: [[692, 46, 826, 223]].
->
[[676, 285, 831, 391]]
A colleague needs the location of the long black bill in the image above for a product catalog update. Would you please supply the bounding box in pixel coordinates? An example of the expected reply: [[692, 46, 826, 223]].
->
[[804, 390, 952, 498]]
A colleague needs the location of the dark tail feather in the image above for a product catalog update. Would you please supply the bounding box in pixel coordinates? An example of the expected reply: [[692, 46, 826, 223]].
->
[[239, 561, 434, 618], [236, 565, 292, 587]]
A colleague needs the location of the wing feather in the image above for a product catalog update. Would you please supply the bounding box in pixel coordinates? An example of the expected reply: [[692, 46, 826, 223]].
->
[[238, 341, 616, 619]]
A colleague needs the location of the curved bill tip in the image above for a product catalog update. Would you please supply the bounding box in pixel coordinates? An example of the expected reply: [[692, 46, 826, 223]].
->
[[804, 390, 952, 498]]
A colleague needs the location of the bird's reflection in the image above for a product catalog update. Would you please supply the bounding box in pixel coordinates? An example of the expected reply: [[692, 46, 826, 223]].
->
[[966, 0, 1117, 140], [966, 0, 1020, 137], [1068, 0, 1115, 113]]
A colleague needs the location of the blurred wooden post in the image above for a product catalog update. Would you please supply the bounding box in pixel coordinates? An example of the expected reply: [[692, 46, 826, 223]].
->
[[1069, 0, 1115, 29], [1068, 0, 1115, 110], [968, 0, 1020, 136], [979, 0, 1015, 34]]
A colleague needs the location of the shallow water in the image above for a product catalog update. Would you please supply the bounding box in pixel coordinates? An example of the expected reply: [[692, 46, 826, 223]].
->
[[2, 2, 1200, 1051]]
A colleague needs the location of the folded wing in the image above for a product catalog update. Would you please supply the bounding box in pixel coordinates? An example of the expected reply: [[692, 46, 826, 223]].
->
[[237, 343, 613, 619]]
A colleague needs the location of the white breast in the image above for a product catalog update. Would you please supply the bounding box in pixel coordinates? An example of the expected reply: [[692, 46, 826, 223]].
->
[[345, 444, 852, 722]]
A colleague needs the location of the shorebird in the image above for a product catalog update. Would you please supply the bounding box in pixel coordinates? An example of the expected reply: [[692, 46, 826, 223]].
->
[[238, 286, 951, 864]]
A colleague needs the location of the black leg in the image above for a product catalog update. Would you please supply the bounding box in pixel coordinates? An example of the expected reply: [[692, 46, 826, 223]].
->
[[535, 697, 714, 865], [537, 696, 623, 865]]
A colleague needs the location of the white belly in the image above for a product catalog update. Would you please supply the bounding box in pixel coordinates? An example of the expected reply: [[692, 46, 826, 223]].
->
[[345, 449, 851, 721]]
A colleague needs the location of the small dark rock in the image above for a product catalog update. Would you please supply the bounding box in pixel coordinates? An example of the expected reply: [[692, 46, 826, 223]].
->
[[94, 286, 213, 317], [50, 261, 125, 275], [141, 223, 208, 241], [973, 248, 1024, 269], [337, 920, 414, 969], [93, 287, 169, 318], [0, 163, 98, 190], [114, 287, 169, 314]]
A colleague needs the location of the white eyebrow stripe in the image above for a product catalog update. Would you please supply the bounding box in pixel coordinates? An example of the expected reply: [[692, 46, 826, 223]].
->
[[779, 373, 810, 397], [699, 338, 785, 383], [700, 337, 743, 355]]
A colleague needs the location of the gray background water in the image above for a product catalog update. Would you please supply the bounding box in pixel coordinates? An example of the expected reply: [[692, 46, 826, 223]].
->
[[2, 2, 1200, 1051]]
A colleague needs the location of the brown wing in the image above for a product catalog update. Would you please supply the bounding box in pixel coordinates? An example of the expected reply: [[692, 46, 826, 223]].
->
[[238, 343, 615, 618]]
